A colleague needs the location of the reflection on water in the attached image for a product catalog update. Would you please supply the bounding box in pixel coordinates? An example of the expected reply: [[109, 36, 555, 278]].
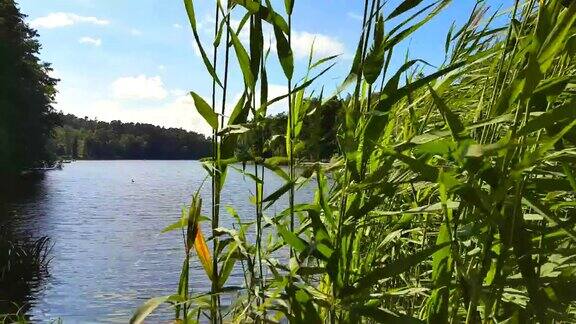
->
[[0, 174, 52, 317], [0, 161, 314, 322]]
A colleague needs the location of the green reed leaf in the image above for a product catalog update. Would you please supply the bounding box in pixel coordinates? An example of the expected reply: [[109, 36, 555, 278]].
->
[[231, 0, 289, 33], [258, 61, 335, 113], [263, 180, 294, 208], [385, 2, 447, 52], [274, 24, 294, 80], [537, 3, 576, 73], [518, 99, 576, 135], [523, 194, 576, 242], [249, 12, 263, 79], [363, 14, 385, 84], [342, 242, 450, 297], [183, 0, 222, 88], [277, 224, 307, 252], [352, 305, 424, 324], [284, 0, 294, 15], [190, 91, 218, 130], [428, 85, 465, 140], [218, 243, 238, 288], [316, 165, 335, 228], [387, 0, 426, 20], [226, 17, 255, 88], [310, 54, 339, 70], [532, 75, 575, 98], [131, 295, 184, 324]]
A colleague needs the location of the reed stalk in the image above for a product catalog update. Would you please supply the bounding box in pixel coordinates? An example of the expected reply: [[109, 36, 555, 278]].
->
[[133, 1, 576, 322]]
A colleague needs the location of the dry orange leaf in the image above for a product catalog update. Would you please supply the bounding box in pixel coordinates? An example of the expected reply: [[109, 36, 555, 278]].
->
[[193, 223, 213, 281]]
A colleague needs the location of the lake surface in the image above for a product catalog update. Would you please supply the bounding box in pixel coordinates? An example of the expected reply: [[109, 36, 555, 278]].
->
[[0, 161, 314, 323]]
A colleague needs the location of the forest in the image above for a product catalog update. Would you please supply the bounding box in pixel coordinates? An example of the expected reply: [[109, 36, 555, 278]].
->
[[49, 113, 212, 160], [48, 103, 340, 161]]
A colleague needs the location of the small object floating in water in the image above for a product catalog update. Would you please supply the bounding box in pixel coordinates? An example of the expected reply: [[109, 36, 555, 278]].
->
[[131, 179, 135, 183]]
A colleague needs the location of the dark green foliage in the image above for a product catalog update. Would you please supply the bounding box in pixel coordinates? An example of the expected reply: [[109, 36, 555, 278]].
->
[[0, 228, 51, 316], [49, 113, 212, 160], [237, 98, 341, 161], [0, 0, 59, 174]]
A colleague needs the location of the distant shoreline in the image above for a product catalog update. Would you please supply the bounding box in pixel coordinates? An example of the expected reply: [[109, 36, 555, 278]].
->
[[61, 158, 207, 161]]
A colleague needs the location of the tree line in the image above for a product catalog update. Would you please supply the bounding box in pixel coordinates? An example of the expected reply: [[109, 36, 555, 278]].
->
[[0, 0, 59, 175], [50, 101, 342, 161], [49, 113, 212, 160]]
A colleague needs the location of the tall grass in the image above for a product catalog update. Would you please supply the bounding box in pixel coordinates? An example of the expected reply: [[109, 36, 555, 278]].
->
[[0, 230, 52, 319], [133, 0, 576, 322]]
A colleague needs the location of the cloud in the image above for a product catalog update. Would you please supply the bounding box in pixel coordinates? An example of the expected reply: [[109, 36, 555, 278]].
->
[[30, 12, 109, 29], [263, 84, 290, 115], [111, 75, 168, 101], [170, 89, 187, 97], [79, 36, 101, 46], [56, 82, 289, 137], [84, 94, 213, 136], [173, 23, 183, 29], [291, 31, 345, 59], [195, 15, 343, 61]]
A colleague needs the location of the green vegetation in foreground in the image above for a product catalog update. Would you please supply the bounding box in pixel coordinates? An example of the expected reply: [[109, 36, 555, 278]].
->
[[133, 0, 576, 323], [0, 0, 59, 175]]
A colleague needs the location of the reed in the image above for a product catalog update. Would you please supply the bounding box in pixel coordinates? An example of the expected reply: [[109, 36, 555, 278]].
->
[[133, 0, 576, 322]]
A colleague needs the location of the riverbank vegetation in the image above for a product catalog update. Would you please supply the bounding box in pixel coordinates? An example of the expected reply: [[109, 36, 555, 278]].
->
[[133, 0, 576, 323], [47, 107, 341, 161], [0, 228, 52, 318], [0, 0, 59, 175], [48, 113, 212, 160]]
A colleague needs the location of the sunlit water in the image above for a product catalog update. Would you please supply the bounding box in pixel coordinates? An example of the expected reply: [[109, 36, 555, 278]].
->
[[0, 161, 314, 323]]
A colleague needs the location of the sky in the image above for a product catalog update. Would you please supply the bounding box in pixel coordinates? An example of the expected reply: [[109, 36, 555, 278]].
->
[[18, 0, 512, 136]]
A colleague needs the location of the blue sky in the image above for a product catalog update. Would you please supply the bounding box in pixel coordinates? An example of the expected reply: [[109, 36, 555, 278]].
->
[[19, 0, 511, 135]]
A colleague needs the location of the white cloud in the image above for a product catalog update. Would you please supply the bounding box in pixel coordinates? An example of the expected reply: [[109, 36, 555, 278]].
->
[[173, 23, 183, 29], [55, 82, 289, 136], [31, 12, 109, 29], [194, 13, 343, 60], [158, 65, 166, 71], [85, 94, 213, 136], [170, 89, 187, 97], [79, 36, 101, 46], [111, 75, 168, 101], [291, 31, 345, 59], [263, 84, 290, 115]]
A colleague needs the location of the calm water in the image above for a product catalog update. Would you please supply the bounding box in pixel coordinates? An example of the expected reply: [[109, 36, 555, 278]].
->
[[0, 161, 313, 323]]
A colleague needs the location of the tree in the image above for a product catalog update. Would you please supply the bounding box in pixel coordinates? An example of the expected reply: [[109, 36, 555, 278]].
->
[[0, 0, 59, 174], [50, 113, 212, 160]]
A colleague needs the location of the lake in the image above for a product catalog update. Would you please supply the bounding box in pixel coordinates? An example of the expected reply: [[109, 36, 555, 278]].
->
[[0, 161, 314, 323]]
